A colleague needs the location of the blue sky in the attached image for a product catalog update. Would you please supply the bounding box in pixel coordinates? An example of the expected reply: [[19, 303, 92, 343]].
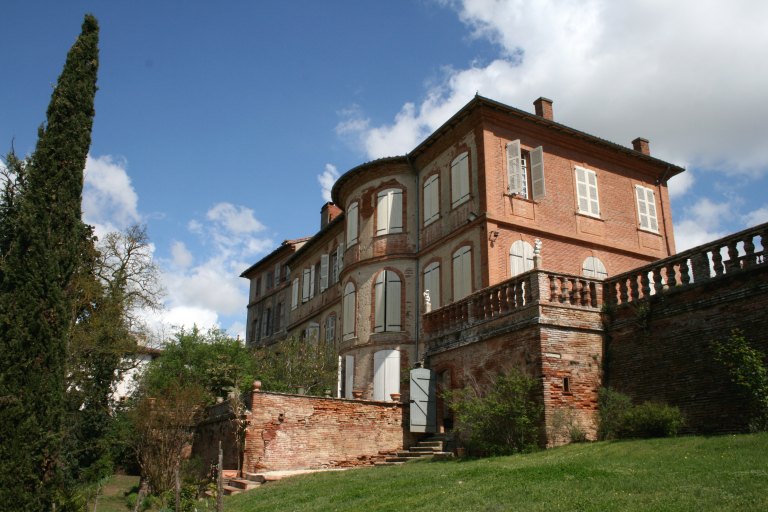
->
[[2, 0, 767, 340]]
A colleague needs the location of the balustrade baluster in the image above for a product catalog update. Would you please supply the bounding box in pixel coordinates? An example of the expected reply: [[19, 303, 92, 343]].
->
[[679, 258, 691, 285], [651, 267, 663, 294], [640, 271, 651, 298], [573, 279, 582, 305], [516, 282, 525, 307], [712, 249, 724, 277], [524, 277, 532, 305], [619, 279, 629, 304], [743, 236, 755, 268], [727, 241, 740, 272], [549, 275, 558, 302], [630, 275, 640, 301], [666, 263, 678, 287]]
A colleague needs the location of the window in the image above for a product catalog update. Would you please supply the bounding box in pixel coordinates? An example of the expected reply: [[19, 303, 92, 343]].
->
[[291, 278, 299, 310], [274, 302, 283, 331], [301, 268, 311, 303], [423, 174, 440, 225], [423, 262, 441, 309], [274, 263, 281, 285], [450, 152, 470, 208], [255, 277, 262, 298], [305, 322, 320, 343], [342, 282, 356, 340], [262, 307, 272, 337], [506, 140, 545, 199], [325, 315, 336, 344], [346, 201, 359, 246], [509, 240, 534, 277], [575, 167, 600, 217], [374, 270, 401, 332], [376, 188, 403, 235], [635, 185, 659, 232], [343, 354, 355, 398], [328, 251, 337, 286], [452, 246, 472, 301], [373, 349, 400, 402], [313, 262, 320, 297], [582, 256, 608, 279]]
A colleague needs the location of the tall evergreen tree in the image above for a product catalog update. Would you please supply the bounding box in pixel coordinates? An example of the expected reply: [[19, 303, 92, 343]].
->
[[0, 15, 99, 510]]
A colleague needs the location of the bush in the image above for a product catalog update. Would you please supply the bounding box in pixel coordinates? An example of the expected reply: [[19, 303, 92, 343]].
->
[[598, 388, 683, 440], [446, 369, 542, 456]]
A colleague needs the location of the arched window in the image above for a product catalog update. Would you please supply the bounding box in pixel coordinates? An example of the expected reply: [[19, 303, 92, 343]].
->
[[509, 240, 534, 277], [450, 152, 470, 208], [342, 282, 356, 340], [376, 188, 403, 235], [374, 270, 401, 332], [582, 256, 608, 279], [423, 261, 441, 309], [452, 246, 472, 301]]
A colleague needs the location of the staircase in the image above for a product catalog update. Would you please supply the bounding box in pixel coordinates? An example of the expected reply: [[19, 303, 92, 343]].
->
[[375, 435, 455, 466], [222, 472, 265, 496]]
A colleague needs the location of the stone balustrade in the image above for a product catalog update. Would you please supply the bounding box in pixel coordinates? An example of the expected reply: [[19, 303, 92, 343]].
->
[[605, 222, 767, 305], [422, 270, 603, 340]]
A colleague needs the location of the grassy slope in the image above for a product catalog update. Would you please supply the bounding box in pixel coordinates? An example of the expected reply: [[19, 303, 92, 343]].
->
[[226, 433, 768, 512]]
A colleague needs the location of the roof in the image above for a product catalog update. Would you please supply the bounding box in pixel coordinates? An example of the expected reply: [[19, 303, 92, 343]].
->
[[330, 155, 409, 207], [240, 237, 312, 278], [284, 213, 345, 266]]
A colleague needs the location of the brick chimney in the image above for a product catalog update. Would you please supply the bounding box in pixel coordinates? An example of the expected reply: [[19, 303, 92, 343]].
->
[[632, 137, 650, 155], [320, 202, 342, 229], [533, 97, 554, 120]]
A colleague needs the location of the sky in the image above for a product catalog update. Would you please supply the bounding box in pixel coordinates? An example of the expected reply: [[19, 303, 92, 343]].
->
[[2, 0, 767, 341]]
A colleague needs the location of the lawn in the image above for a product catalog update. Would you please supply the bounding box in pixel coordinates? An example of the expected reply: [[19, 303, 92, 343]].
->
[[225, 433, 768, 512], [89, 474, 140, 512]]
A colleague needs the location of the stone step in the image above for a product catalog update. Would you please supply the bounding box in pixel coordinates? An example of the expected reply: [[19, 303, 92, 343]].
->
[[228, 478, 262, 490], [410, 446, 441, 452], [222, 485, 242, 496], [384, 456, 412, 463], [395, 451, 432, 458], [374, 461, 405, 466], [243, 472, 266, 483]]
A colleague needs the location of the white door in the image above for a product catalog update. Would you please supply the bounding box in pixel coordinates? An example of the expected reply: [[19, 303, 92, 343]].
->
[[373, 350, 400, 401]]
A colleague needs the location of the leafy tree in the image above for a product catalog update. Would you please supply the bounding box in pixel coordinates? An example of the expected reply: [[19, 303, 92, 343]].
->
[[0, 14, 99, 510], [251, 335, 338, 395], [711, 329, 768, 431], [446, 369, 543, 456]]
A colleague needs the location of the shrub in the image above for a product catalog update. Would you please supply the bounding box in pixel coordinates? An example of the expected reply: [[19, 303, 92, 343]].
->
[[711, 329, 768, 431], [598, 388, 683, 440], [446, 369, 542, 456]]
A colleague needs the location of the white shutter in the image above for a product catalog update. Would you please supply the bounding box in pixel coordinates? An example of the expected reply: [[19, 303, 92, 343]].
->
[[390, 190, 403, 233], [336, 243, 344, 273], [374, 272, 385, 332], [386, 272, 401, 331], [320, 254, 329, 291], [510, 241, 534, 277], [302, 268, 311, 302], [576, 167, 600, 216], [587, 171, 600, 215], [347, 202, 358, 245], [453, 246, 472, 301], [424, 174, 440, 225], [309, 265, 316, 298], [343, 283, 355, 339], [506, 140, 524, 196], [424, 262, 440, 308], [636, 185, 659, 232], [344, 355, 355, 399], [531, 146, 545, 199], [291, 278, 299, 310], [376, 191, 389, 235], [582, 256, 608, 279], [374, 350, 400, 402], [451, 152, 469, 207]]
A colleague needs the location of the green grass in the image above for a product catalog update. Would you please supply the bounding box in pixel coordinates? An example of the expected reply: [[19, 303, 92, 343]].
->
[[89, 474, 139, 512], [226, 433, 768, 512]]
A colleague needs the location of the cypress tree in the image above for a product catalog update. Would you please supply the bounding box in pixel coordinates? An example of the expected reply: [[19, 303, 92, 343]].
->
[[0, 15, 99, 510]]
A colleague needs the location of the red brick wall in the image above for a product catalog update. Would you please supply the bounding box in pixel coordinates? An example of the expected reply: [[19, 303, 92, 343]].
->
[[242, 390, 414, 472], [605, 266, 768, 433]]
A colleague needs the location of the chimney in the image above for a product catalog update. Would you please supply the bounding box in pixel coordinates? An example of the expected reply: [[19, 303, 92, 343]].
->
[[533, 97, 554, 121], [320, 202, 342, 229], [632, 137, 650, 155]]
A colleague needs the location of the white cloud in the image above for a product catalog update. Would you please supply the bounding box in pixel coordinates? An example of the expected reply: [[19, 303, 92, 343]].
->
[[668, 170, 694, 199], [317, 164, 340, 202], [342, 0, 768, 175], [743, 206, 768, 228], [206, 202, 266, 235], [170, 240, 193, 268], [83, 154, 140, 237], [673, 198, 731, 252]]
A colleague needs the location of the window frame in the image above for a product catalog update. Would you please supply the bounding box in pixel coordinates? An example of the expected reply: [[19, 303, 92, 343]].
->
[[376, 188, 404, 236], [635, 185, 659, 233], [374, 270, 402, 333], [575, 166, 601, 218], [509, 240, 534, 277]]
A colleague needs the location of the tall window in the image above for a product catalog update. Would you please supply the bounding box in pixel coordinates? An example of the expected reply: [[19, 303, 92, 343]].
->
[[635, 185, 659, 232], [575, 167, 600, 217], [329, 251, 338, 285], [262, 307, 272, 337], [376, 188, 403, 235], [346, 201, 359, 246], [423, 174, 440, 226], [582, 256, 608, 279], [452, 246, 472, 301], [342, 282, 356, 340], [325, 315, 336, 344], [423, 262, 441, 309], [291, 278, 299, 310], [374, 270, 401, 332], [302, 267, 311, 303], [451, 152, 470, 208], [506, 140, 545, 199], [509, 240, 534, 277], [274, 302, 283, 331]]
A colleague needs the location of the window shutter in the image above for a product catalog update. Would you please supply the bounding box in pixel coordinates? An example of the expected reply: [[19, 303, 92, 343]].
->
[[309, 265, 316, 298], [506, 140, 523, 195], [510, 241, 534, 277], [347, 202, 358, 245], [302, 268, 311, 302], [424, 262, 441, 309], [274, 264, 281, 285], [646, 188, 658, 232], [374, 350, 400, 401], [451, 153, 469, 207], [343, 283, 355, 339], [576, 167, 599, 216], [376, 191, 389, 235], [453, 247, 472, 301], [320, 254, 329, 291], [587, 171, 600, 215], [390, 190, 403, 233], [291, 278, 299, 310], [424, 175, 440, 225], [336, 243, 344, 274], [531, 146, 545, 199], [374, 272, 385, 332], [386, 271, 401, 331], [344, 355, 355, 399]]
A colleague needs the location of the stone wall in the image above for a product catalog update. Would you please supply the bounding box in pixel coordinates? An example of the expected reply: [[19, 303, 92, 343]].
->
[[192, 401, 241, 470], [241, 387, 414, 472]]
